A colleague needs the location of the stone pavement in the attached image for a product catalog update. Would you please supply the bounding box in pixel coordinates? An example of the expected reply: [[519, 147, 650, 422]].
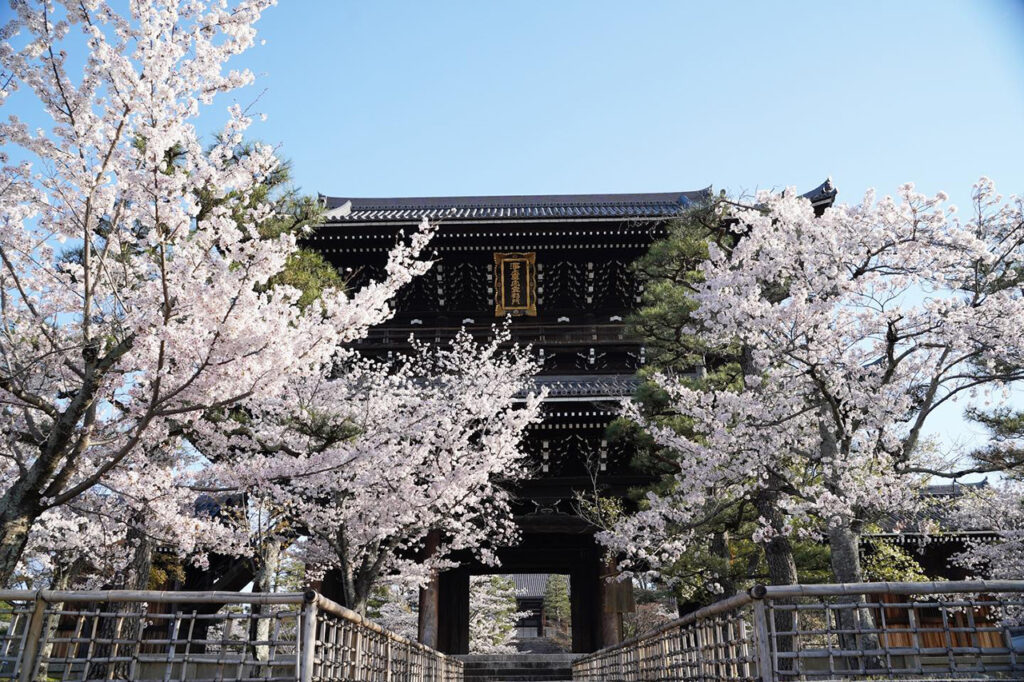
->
[[458, 653, 581, 682]]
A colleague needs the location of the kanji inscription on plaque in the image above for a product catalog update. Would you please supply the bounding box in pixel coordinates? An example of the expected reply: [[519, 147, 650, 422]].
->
[[494, 252, 537, 316]]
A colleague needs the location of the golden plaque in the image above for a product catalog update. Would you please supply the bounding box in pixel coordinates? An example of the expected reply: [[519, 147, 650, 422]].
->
[[494, 252, 537, 317]]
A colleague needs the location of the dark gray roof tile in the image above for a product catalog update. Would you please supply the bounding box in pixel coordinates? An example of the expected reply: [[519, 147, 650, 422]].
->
[[318, 190, 711, 223], [531, 374, 641, 399], [318, 181, 836, 225]]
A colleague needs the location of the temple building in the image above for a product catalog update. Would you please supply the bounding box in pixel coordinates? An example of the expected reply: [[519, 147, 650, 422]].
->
[[304, 182, 837, 654]]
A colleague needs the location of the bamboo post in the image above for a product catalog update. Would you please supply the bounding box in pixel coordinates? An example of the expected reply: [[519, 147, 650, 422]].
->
[[351, 627, 363, 681], [385, 637, 393, 682], [751, 596, 774, 682], [299, 592, 318, 682], [17, 594, 47, 682]]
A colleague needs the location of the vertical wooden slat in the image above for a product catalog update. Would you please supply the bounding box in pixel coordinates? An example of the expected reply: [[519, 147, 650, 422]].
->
[[17, 595, 47, 682], [299, 599, 318, 682], [752, 600, 773, 682], [61, 613, 87, 681], [163, 612, 181, 682], [181, 610, 198, 681]]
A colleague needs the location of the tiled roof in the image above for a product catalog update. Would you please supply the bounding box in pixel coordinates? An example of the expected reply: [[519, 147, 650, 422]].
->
[[317, 180, 836, 224], [868, 481, 991, 537], [531, 374, 641, 399], [510, 574, 569, 599], [319, 191, 709, 223]]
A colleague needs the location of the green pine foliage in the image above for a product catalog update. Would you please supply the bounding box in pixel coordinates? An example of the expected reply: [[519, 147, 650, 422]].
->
[[542, 574, 572, 649], [543, 574, 571, 623], [966, 407, 1024, 473], [197, 142, 344, 309]]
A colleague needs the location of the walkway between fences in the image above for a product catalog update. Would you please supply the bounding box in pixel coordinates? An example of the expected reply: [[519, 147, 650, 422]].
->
[[0, 589, 462, 682], [572, 580, 1024, 681]]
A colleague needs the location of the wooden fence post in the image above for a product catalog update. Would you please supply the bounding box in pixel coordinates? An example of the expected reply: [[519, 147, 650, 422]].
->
[[300, 593, 318, 682], [17, 594, 47, 682], [752, 598, 774, 682]]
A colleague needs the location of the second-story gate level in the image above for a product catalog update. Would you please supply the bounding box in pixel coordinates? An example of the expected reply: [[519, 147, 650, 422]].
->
[[304, 182, 837, 655]]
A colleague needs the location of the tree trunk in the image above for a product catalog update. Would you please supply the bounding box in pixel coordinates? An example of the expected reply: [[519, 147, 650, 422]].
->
[[753, 483, 798, 670], [348, 557, 379, 616], [91, 528, 153, 679], [250, 537, 282, 666], [828, 520, 879, 671], [753, 486, 798, 586], [418, 530, 442, 647], [741, 347, 798, 588], [323, 531, 381, 615], [828, 521, 863, 584], [126, 533, 153, 591], [322, 565, 373, 614], [817, 412, 879, 669], [0, 503, 38, 586], [710, 530, 736, 597]]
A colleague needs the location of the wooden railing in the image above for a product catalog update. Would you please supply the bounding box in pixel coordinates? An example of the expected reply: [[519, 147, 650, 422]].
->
[[0, 589, 461, 682], [572, 581, 1024, 681], [352, 323, 637, 348]]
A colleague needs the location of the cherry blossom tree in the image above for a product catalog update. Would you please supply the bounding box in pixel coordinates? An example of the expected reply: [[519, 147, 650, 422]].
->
[[0, 0, 433, 586], [371, 584, 420, 640], [469, 575, 530, 654], [604, 180, 1024, 585], [195, 328, 543, 613], [952, 409, 1024, 579], [369, 574, 530, 652], [954, 480, 1024, 580]]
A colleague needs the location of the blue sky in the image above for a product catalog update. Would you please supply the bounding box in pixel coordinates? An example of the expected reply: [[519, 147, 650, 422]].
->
[[234, 1, 1024, 465], [235, 1, 1024, 207]]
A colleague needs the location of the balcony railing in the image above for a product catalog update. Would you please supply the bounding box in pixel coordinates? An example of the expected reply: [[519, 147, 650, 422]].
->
[[572, 580, 1024, 681], [0, 589, 461, 682], [352, 323, 637, 348]]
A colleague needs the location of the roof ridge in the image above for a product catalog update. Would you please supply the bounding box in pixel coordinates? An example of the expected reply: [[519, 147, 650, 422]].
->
[[321, 190, 707, 210]]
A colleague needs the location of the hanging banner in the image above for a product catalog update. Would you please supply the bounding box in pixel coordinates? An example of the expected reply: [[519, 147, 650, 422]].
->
[[494, 252, 537, 317]]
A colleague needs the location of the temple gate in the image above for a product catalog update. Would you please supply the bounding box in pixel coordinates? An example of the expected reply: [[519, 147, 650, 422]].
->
[[305, 184, 837, 654]]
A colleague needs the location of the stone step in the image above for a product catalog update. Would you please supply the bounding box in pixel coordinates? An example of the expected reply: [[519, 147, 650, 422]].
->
[[515, 635, 569, 654], [458, 653, 581, 682]]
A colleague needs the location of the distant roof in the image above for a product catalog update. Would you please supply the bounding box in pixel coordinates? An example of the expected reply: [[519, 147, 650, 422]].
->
[[868, 480, 991, 540], [510, 574, 569, 599], [317, 180, 836, 224], [319, 190, 709, 223]]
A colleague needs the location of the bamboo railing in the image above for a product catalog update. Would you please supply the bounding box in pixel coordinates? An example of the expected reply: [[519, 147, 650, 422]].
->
[[572, 580, 1024, 681], [0, 589, 461, 682]]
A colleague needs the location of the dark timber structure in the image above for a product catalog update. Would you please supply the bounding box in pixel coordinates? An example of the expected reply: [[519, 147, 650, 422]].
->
[[305, 182, 837, 655]]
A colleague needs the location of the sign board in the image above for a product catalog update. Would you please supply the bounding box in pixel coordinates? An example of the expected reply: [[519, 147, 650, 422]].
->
[[494, 252, 537, 317]]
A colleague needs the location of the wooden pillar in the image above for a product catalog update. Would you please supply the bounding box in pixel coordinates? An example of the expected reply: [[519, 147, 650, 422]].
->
[[437, 567, 470, 654], [599, 556, 627, 648], [417, 531, 441, 648], [571, 552, 600, 653], [319, 567, 346, 607]]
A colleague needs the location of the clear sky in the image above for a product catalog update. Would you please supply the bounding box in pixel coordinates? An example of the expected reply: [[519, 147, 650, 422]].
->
[[235, 1, 1024, 206], [233, 1, 1024, 466]]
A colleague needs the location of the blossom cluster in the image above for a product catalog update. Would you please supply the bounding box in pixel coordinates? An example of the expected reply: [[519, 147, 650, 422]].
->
[[603, 180, 1024, 582]]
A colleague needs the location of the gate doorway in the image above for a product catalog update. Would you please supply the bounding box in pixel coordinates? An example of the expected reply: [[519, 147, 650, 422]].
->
[[508, 574, 571, 653]]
